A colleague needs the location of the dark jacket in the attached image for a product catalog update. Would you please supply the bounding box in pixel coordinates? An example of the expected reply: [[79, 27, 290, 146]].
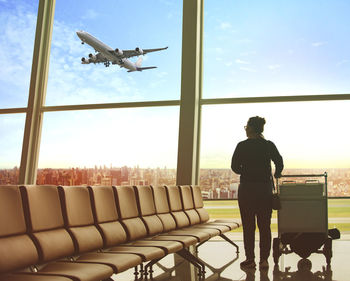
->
[[231, 138, 283, 183]]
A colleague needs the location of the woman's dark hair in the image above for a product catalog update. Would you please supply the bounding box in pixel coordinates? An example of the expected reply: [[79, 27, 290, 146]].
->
[[247, 116, 266, 134]]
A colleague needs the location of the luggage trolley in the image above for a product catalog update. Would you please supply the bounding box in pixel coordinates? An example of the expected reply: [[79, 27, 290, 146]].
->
[[272, 172, 333, 265]]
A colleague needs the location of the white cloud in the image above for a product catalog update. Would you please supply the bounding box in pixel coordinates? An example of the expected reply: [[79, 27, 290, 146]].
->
[[81, 9, 98, 20], [158, 0, 174, 6], [215, 47, 223, 54], [336, 59, 349, 66], [239, 66, 256, 72], [268, 64, 281, 70], [237, 38, 252, 44], [220, 22, 232, 30], [312, 41, 327, 47], [240, 51, 257, 57], [235, 59, 250, 65], [156, 71, 168, 78]]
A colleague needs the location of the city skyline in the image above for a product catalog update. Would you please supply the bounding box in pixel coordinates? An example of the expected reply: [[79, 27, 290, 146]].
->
[[1, 166, 349, 197]]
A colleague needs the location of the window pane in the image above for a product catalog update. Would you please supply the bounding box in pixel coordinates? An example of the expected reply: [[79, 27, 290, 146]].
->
[[0, 0, 38, 108], [204, 0, 350, 98], [200, 101, 350, 197], [0, 114, 26, 184], [45, 0, 182, 106], [37, 107, 179, 186]]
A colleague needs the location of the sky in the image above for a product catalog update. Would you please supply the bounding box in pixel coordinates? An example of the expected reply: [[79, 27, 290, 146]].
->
[[0, 0, 350, 169]]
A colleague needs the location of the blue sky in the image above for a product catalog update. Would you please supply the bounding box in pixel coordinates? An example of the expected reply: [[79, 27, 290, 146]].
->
[[1, 0, 350, 169], [204, 0, 350, 98]]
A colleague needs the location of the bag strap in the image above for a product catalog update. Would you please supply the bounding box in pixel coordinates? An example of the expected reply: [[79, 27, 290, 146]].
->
[[271, 174, 276, 192], [267, 140, 278, 193]]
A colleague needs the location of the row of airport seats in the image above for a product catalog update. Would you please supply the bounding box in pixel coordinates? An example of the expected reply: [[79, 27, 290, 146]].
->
[[0, 185, 241, 281]]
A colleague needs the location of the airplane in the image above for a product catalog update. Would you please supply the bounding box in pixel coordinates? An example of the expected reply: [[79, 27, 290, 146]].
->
[[76, 30, 168, 72]]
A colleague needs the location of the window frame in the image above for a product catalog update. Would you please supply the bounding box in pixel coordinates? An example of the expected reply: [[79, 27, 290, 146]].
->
[[1, 0, 350, 186]]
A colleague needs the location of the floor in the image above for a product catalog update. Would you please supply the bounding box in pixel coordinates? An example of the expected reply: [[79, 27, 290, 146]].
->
[[112, 233, 349, 281]]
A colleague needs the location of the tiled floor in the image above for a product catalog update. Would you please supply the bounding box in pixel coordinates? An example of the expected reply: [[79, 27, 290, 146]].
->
[[112, 233, 349, 281]]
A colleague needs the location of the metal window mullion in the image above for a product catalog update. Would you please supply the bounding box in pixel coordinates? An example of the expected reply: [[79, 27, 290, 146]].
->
[[200, 93, 350, 105], [176, 0, 202, 186], [19, 0, 55, 184], [194, 0, 204, 185]]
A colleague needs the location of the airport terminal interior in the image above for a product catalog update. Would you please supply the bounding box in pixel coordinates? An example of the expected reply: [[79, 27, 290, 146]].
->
[[1, 0, 350, 280]]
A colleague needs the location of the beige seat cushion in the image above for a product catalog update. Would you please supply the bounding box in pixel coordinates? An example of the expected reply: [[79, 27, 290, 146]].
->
[[59, 186, 104, 253], [39, 262, 113, 281], [0, 274, 74, 281], [129, 240, 183, 254], [0, 186, 39, 273], [149, 235, 197, 247], [22, 186, 75, 262], [163, 229, 210, 242], [108, 246, 165, 262], [88, 186, 128, 246], [76, 252, 142, 273]]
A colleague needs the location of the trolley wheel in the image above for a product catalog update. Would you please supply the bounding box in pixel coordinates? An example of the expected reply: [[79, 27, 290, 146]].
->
[[273, 238, 281, 265], [323, 237, 332, 265]]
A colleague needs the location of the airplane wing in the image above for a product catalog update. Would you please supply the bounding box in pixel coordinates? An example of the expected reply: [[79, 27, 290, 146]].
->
[[109, 47, 168, 58]]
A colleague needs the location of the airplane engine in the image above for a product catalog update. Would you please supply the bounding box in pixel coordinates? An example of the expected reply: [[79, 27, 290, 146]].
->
[[81, 57, 90, 64], [88, 53, 97, 61], [115, 48, 123, 56], [135, 47, 143, 55]]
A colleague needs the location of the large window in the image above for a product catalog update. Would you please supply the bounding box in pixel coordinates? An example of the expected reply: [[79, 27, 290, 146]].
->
[[0, 114, 26, 184], [0, 0, 38, 108], [36, 1, 183, 186], [203, 0, 350, 98], [37, 107, 179, 186], [45, 0, 182, 106], [200, 101, 350, 197], [0, 0, 38, 184]]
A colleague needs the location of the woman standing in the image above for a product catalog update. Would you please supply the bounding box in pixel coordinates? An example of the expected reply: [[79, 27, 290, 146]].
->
[[231, 116, 283, 269]]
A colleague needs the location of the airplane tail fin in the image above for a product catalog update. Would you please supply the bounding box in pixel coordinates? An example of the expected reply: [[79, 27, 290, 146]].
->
[[128, 56, 157, 72], [135, 56, 143, 67]]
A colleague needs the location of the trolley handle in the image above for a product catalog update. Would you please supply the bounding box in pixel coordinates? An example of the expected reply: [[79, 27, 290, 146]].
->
[[282, 180, 296, 184], [305, 179, 319, 183], [275, 172, 327, 194], [278, 172, 327, 178]]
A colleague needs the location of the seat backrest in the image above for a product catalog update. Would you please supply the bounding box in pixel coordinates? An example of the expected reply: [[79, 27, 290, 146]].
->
[[20, 185, 75, 262], [133, 185, 164, 235], [191, 186, 209, 222], [114, 186, 148, 241], [0, 186, 38, 273], [165, 186, 190, 228], [88, 186, 128, 247], [58, 186, 104, 254], [152, 186, 177, 231], [179, 185, 201, 225]]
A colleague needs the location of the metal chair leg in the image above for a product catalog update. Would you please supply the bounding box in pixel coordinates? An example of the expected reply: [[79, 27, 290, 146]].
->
[[220, 234, 239, 253], [145, 258, 163, 279], [134, 265, 139, 281], [177, 248, 206, 280]]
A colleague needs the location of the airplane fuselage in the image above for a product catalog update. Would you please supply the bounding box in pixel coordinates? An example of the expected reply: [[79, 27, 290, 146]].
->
[[76, 31, 138, 71]]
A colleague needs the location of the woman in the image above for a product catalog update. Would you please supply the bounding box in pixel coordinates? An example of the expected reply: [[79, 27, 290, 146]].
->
[[231, 116, 283, 269]]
